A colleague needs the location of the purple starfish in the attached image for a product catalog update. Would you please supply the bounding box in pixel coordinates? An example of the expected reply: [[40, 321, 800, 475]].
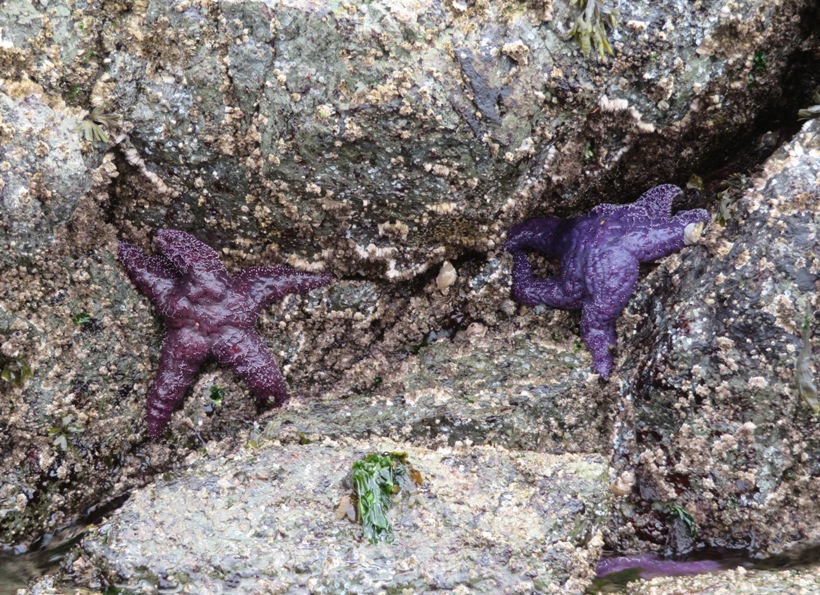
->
[[596, 554, 726, 579], [117, 229, 333, 438], [506, 184, 709, 379]]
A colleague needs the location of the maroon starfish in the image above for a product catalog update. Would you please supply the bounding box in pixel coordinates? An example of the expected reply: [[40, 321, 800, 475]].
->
[[118, 229, 333, 439]]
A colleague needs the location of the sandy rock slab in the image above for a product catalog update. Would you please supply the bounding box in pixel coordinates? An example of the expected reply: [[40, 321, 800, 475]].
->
[[264, 326, 607, 455], [618, 564, 820, 594], [74, 440, 611, 593]]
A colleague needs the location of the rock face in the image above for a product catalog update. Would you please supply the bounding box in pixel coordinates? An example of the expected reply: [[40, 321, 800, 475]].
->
[[262, 320, 609, 456], [610, 563, 820, 594], [610, 119, 820, 556], [75, 440, 611, 593], [0, 82, 92, 260], [2, 0, 814, 269], [101, 0, 814, 278], [0, 0, 819, 585]]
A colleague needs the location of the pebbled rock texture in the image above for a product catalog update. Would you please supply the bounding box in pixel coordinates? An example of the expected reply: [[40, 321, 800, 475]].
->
[[0, 80, 93, 261], [261, 318, 609, 455], [614, 563, 820, 594], [1, 0, 815, 272], [608, 119, 820, 557], [101, 0, 814, 278], [73, 440, 612, 594], [1, 0, 818, 567]]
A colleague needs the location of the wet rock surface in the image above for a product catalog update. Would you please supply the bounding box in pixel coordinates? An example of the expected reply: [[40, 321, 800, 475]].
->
[[0, 0, 819, 590], [608, 119, 820, 556], [2, 0, 815, 272], [72, 440, 611, 593], [263, 321, 608, 455], [0, 80, 93, 261], [101, 0, 814, 278], [618, 563, 820, 594]]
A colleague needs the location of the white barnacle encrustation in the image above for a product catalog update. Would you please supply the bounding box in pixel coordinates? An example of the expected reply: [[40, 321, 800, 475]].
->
[[436, 261, 457, 293], [683, 221, 705, 245]]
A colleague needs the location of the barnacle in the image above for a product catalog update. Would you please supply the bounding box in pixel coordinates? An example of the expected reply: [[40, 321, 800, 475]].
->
[[714, 173, 748, 226], [567, 0, 618, 58], [76, 106, 117, 143], [797, 91, 820, 121]]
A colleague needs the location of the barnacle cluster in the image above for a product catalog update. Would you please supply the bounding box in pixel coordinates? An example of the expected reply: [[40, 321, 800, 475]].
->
[[568, 0, 619, 58]]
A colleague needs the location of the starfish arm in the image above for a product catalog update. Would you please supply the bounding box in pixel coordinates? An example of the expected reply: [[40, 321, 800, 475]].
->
[[580, 250, 640, 378], [509, 251, 584, 309], [145, 328, 210, 438], [505, 217, 572, 259], [118, 241, 179, 307], [212, 328, 288, 408], [232, 266, 333, 315], [154, 230, 229, 278], [630, 184, 681, 218], [629, 208, 710, 263]]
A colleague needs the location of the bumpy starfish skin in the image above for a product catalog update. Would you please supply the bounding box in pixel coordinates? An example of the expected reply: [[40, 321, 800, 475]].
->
[[118, 230, 333, 438], [506, 184, 709, 379]]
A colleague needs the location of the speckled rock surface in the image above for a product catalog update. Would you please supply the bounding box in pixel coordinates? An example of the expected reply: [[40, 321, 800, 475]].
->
[[618, 564, 820, 594], [0, 224, 605, 548], [3, 0, 814, 276], [263, 317, 608, 455], [607, 119, 820, 556], [69, 440, 611, 593], [0, 80, 93, 261], [101, 0, 813, 278], [1, 0, 819, 571]]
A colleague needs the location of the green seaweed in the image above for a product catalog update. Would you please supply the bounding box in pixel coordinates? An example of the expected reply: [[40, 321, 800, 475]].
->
[[585, 567, 642, 594], [583, 139, 595, 163], [48, 415, 84, 453], [796, 309, 819, 414], [66, 85, 81, 102], [568, 0, 618, 59], [209, 385, 225, 405], [350, 452, 421, 544], [752, 50, 768, 72], [668, 503, 697, 537], [747, 50, 768, 87], [1, 358, 33, 387], [72, 311, 93, 325]]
